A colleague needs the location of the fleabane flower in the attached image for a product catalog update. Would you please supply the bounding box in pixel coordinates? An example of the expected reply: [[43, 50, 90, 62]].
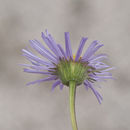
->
[[22, 30, 113, 104], [21, 30, 114, 130]]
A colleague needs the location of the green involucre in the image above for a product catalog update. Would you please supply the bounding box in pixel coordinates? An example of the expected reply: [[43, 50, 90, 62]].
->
[[53, 59, 95, 86]]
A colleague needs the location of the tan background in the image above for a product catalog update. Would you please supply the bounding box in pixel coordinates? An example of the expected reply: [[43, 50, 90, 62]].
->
[[0, 0, 130, 130]]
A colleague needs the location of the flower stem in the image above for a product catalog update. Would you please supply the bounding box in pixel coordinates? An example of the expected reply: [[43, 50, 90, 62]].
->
[[69, 81, 78, 130]]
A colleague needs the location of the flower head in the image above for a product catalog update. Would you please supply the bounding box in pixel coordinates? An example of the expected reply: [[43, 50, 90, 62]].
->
[[22, 30, 113, 103]]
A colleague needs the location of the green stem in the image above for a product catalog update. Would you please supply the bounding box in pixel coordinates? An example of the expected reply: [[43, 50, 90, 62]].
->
[[69, 81, 78, 130]]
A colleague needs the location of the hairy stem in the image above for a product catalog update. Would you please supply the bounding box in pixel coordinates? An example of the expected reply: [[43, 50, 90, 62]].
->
[[69, 81, 78, 130]]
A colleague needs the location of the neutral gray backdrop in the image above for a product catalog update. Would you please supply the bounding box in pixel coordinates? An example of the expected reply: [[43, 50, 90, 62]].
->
[[0, 0, 130, 130]]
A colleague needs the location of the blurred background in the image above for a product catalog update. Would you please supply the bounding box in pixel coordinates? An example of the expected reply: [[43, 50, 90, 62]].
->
[[0, 0, 130, 130]]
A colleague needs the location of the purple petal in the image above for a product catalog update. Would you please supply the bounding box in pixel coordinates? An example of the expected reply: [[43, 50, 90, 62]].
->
[[47, 32, 63, 57], [102, 67, 115, 72], [90, 44, 104, 56], [25, 57, 41, 66], [88, 54, 107, 62], [20, 64, 49, 70], [29, 40, 58, 64], [95, 65, 110, 70], [59, 83, 64, 90], [22, 49, 53, 66], [65, 32, 73, 60], [96, 92, 103, 101], [75, 37, 88, 61], [57, 44, 67, 59], [24, 68, 52, 75], [82, 41, 98, 60], [84, 82, 89, 90], [90, 74, 114, 81], [84, 80, 102, 104], [82, 41, 104, 61], [41, 32, 58, 56], [95, 75, 114, 79], [91, 62, 110, 69], [26, 76, 56, 86], [51, 80, 61, 91], [95, 72, 112, 76], [32, 40, 57, 59], [41, 31, 62, 58]]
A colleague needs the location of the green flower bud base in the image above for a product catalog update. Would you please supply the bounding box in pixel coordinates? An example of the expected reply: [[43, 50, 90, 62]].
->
[[54, 59, 94, 86]]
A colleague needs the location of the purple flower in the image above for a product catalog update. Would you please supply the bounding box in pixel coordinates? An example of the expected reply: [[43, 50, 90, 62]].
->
[[21, 30, 113, 103]]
